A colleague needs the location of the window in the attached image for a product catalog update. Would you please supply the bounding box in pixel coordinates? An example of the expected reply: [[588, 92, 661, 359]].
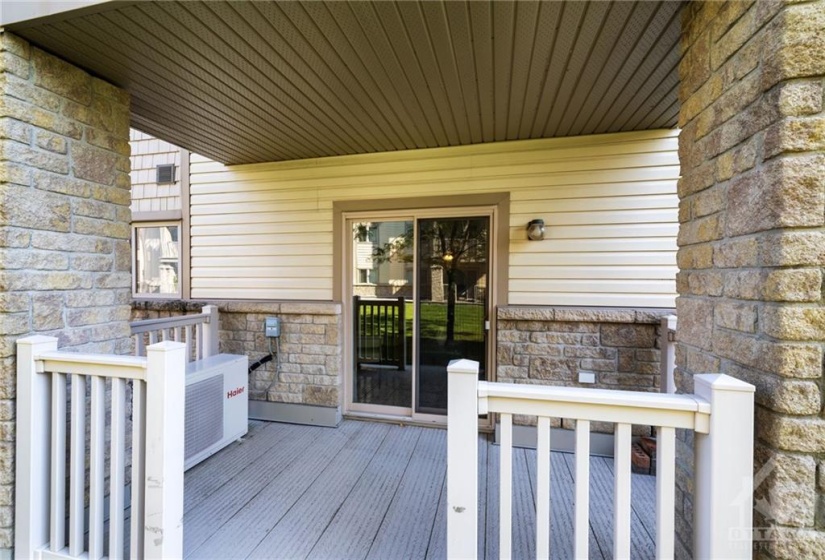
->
[[134, 223, 181, 297]]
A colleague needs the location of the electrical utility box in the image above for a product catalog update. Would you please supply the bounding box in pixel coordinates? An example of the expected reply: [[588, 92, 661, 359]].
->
[[265, 317, 281, 338]]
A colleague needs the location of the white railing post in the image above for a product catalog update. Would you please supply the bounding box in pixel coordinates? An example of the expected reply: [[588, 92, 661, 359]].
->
[[201, 305, 220, 358], [15, 336, 58, 558], [447, 359, 480, 559], [144, 341, 187, 559], [693, 374, 755, 559], [659, 315, 677, 394]]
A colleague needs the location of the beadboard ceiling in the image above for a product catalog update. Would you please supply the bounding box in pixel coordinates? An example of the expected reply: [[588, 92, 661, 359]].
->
[[8, 0, 683, 165]]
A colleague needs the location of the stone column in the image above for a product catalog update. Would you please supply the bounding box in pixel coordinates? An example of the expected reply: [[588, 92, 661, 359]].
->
[[0, 32, 131, 551], [677, 1, 825, 558]]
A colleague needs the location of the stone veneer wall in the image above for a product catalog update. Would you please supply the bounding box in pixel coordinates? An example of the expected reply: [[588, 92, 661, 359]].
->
[[132, 301, 343, 409], [678, 1, 825, 558], [497, 306, 671, 434], [0, 33, 132, 551]]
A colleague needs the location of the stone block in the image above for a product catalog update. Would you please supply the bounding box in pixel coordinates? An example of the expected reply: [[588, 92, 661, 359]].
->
[[553, 307, 635, 323], [686, 270, 723, 296], [0, 117, 31, 144], [579, 358, 616, 373], [72, 198, 116, 221], [728, 363, 821, 415], [0, 293, 28, 313], [0, 184, 70, 232], [777, 79, 823, 117], [31, 293, 64, 331], [0, 248, 68, 270], [763, 268, 821, 302], [758, 342, 822, 379], [712, 236, 759, 267], [303, 385, 338, 407], [72, 216, 129, 240], [31, 171, 92, 197], [0, 313, 28, 335], [600, 324, 655, 348], [675, 298, 714, 351], [761, 231, 825, 266], [676, 243, 713, 269], [762, 1, 825, 89], [727, 156, 824, 237], [528, 357, 576, 381], [765, 116, 825, 158], [70, 254, 113, 272], [497, 306, 555, 321], [761, 305, 825, 341], [714, 301, 757, 333], [1, 142, 68, 174], [1, 51, 29, 79], [71, 142, 120, 185], [757, 408, 825, 453], [34, 130, 67, 154]]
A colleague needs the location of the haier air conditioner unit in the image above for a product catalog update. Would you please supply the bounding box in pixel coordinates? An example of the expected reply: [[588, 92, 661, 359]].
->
[[184, 353, 248, 470]]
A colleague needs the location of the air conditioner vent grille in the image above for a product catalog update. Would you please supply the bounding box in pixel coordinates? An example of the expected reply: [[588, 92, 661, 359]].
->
[[185, 375, 224, 460]]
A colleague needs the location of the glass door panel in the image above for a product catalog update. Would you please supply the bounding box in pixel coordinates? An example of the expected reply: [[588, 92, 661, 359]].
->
[[351, 220, 414, 409], [416, 217, 489, 414]]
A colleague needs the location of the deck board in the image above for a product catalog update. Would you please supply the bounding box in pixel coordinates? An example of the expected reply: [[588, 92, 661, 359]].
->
[[181, 420, 656, 560], [249, 422, 391, 559], [307, 425, 422, 559], [366, 427, 446, 560], [186, 422, 364, 558]]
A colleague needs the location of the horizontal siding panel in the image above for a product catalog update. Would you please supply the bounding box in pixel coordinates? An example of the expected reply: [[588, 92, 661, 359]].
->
[[192, 252, 332, 270], [191, 222, 332, 236], [192, 288, 333, 300], [189, 131, 678, 306], [187, 130, 678, 176], [191, 266, 332, 279], [187, 157, 678, 192], [192, 235, 332, 250], [510, 194, 676, 213], [191, 211, 330, 226], [192, 277, 330, 290], [517, 208, 677, 226], [509, 292, 676, 307], [510, 266, 678, 280], [509, 279, 674, 294], [509, 252, 676, 266], [188, 141, 677, 185]]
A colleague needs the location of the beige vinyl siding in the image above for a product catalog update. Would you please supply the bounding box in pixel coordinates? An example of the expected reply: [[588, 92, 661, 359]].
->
[[189, 129, 679, 307], [130, 129, 182, 214]]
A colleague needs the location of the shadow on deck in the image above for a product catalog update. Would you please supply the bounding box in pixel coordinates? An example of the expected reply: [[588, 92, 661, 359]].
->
[[183, 420, 656, 559]]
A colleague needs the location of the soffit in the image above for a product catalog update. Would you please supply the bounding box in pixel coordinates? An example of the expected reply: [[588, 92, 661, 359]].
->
[[9, 0, 683, 165]]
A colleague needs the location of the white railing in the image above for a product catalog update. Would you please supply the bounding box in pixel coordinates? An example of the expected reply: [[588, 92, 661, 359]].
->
[[446, 359, 755, 560], [130, 304, 219, 361], [16, 336, 186, 560], [659, 315, 677, 394]]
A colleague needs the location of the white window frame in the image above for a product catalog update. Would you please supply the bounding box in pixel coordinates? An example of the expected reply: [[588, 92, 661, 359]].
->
[[132, 220, 182, 299]]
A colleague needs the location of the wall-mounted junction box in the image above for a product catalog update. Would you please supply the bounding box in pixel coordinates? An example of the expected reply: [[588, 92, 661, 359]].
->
[[578, 372, 596, 384], [265, 317, 281, 338]]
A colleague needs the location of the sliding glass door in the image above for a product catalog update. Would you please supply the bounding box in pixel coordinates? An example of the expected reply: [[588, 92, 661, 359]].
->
[[348, 213, 490, 419], [415, 217, 489, 414]]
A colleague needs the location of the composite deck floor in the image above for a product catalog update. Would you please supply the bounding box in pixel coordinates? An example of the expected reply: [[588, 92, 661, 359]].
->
[[183, 420, 656, 559]]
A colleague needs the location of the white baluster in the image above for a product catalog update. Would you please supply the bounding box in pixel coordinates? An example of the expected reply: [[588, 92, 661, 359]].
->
[[536, 416, 551, 560], [500, 412, 513, 560], [613, 423, 632, 558], [574, 419, 590, 559], [656, 426, 675, 559]]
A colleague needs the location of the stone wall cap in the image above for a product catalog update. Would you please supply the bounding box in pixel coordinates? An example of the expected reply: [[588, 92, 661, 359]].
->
[[132, 299, 342, 315], [498, 305, 675, 324]]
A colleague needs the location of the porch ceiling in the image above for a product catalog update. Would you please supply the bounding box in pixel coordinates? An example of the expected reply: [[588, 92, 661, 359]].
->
[[7, 0, 683, 165]]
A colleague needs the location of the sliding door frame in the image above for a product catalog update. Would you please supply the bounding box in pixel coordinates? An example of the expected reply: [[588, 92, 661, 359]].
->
[[342, 205, 499, 427]]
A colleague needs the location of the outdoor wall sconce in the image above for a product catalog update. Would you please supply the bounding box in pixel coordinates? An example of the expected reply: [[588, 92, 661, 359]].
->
[[526, 219, 545, 241]]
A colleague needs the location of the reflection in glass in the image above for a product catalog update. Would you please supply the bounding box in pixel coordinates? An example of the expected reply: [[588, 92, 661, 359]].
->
[[135, 225, 180, 296], [416, 217, 489, 414], [352, 221, 414, 408]]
